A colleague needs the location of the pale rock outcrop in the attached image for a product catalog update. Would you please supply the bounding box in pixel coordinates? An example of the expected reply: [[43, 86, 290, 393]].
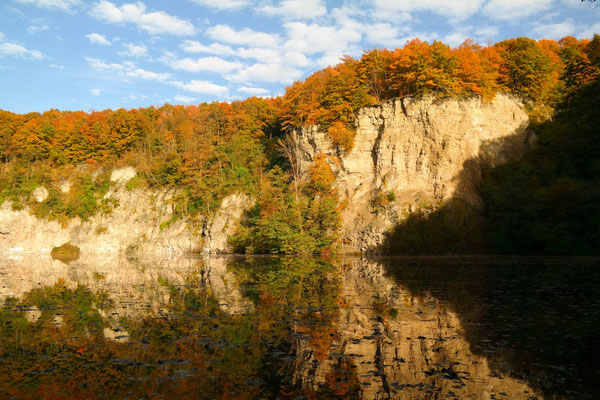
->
[[202, 193, 254, 254], [32, 186, 49, 202], [110, 166, 137, 184], [295, 94, 531, 252], [59, 180, 71, 194], [0, 167, 253, 255]]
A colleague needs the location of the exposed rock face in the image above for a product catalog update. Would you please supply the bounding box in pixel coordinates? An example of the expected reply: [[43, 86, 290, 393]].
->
[[0, 168, 253, 255], [203, 193, 254, 254], [32, 186, 49, 202], [295, 94, 530, 252], [1, 95, 529, 255], [293, 259, 541, 399], [109, 166, 137, 184]]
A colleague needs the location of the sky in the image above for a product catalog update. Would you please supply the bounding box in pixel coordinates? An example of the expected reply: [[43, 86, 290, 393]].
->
[[0, 0, 598, 114]]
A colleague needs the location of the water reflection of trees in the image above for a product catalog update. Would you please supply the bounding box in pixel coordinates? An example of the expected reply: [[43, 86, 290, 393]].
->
[[0, 256, 350, 399], [0, 256, 595, 399]]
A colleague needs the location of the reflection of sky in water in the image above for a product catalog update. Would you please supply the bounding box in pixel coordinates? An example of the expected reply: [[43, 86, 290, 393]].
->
[[0, 255, 597, 399]]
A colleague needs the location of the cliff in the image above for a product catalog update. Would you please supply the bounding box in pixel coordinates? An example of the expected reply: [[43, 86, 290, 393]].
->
[[0, 94, 530, 255], [295, 94, 531, 252], [0, 167, 253, 256]]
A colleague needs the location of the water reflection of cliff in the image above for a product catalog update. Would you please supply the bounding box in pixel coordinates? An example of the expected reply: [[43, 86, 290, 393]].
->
[[1, 255, 594, 399], [0, 254, 252, 317], [380, 257, 600, 400], [292, 258, 541, 399]]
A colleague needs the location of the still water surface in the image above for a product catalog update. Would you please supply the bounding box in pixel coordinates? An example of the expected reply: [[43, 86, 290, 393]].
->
[[0, 255, 598, 399]]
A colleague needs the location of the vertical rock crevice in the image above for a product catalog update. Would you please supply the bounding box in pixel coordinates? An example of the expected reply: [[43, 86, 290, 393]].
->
[[294, 94, 530, 252]]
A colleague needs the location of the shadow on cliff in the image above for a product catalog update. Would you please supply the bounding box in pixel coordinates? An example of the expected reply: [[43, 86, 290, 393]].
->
[[375, 131, 530, 255], [377, 79, 600, 255], [379, 256, 600, 399]]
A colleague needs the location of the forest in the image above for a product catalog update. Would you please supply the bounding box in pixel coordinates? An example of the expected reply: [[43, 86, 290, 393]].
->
[[1, 35, 598, 254]]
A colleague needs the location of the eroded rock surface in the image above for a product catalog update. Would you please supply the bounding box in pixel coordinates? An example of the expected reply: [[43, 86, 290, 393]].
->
[[295, 94, 531, 252], [0, 168, 253, 255]]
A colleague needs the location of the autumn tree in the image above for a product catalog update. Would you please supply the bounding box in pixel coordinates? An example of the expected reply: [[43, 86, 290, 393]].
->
[[390, 39, 461, 97], [358, 48, 395, 101], [495, 37, 554, 102]]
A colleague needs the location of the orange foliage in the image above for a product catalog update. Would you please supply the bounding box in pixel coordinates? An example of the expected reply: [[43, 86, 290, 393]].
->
[[327, 120, 354, 151], [1, 35, 593, 169]]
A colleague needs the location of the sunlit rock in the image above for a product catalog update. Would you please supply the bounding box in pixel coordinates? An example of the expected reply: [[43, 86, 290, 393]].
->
[[32, 186, 49, 202], [0, 172, 251, 255], [203, 193, 255, 254], [110, 166, 137, 184], [295, 94, 531, 252]]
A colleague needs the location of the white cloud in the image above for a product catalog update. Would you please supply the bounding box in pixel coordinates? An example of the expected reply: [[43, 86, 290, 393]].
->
[[161, 53, 241, 73], [174, 94, 197, 103], [170, 80, 229, 96], [91, 1, 195, 36], [50, 64, 65, 69], [206, 24, 280, 47], [282, 20, 362, 67], [237, 86, 270, 95], [372, 0, 483, 21], [119, 43, 147, 57], [90, 88, 101, 96], [0, 33, 4, 41], [260, 0, 327, 20], [236, 47, 280, 62], [317, 52, 346, 68], [475, 26, 500, 41], [86, 57, 170, 81], [86, 33, 111, 45], [283, 22, 358, 55], [27, 24, 49, 34], [226, 62, 303, 84], [283, 51, 310, 67], [530, 20, 576, 39], [363, 23, 405, 48], [444, 31, 471, 47], [579, 22, 600, 39], [482, 0, 553, 21], [0, 42, 43, 59], [189, 0, 249, 10], [180, 40, 236, 55], [14, 0, 80, 12]]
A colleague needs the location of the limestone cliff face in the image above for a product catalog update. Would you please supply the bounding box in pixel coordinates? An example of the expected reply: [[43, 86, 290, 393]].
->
[[0, 167, 253, 255], [1, 95, 530, 255], [295, 94, 531, 252]]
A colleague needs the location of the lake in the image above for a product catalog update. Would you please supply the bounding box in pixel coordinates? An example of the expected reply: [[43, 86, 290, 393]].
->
[[0, 255, 598, 399]]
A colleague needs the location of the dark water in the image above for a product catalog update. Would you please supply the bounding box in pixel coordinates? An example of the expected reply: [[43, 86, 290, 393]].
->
[[0, 255, 598, 399]]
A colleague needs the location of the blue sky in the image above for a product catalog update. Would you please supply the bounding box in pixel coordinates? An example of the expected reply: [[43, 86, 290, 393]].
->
[[1, 0, 598, 113]]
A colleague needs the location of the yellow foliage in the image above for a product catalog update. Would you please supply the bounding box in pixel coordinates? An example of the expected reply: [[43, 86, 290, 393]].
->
[[308, 154, 335, 193]]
